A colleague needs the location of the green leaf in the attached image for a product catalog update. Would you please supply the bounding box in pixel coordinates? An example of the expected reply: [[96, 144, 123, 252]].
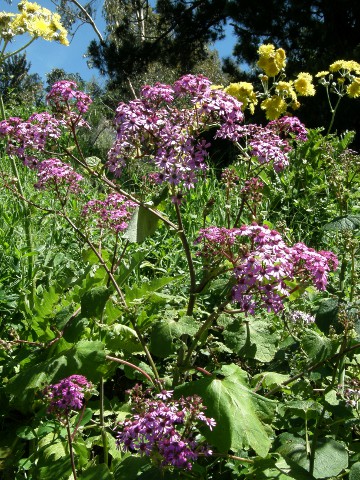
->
[[79, 463, 113, 479], [350, 462, 360, 480], [315, 298, 339, 334], [176, 364, 276, 456], [252, 372, 291, 390], [6, 340, 105, 412], [125, 276, 181, 304], [123, 206, 159, 243], [81, 286, 111, 318], [150, 315, 200, 358], [301, 330, 339, 362], [277, 435, 348, 478], [223, 318, 280, 362], [323, 215, 360, 231], [104, 323, 142, 353]]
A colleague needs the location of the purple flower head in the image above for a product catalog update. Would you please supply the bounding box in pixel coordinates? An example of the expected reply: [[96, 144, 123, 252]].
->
[[0, 114, 62, 165], [267, 116, 308, 142], [82, 193, 137, 233], [35, 158, 83, 193], [46, 80, 93, 122], [44, 375, 91, 415], [117, 387, 215, 470], [196, 223, 338, 315]]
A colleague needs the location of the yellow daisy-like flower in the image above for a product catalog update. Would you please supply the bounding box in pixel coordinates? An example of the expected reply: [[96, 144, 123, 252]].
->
[[18, 1, 42, 13], [8, 1, 69, 45], [293, 72, 316, 96], [224, 82, 258, 114], [261, 95, 287, 120], [329, 60, 360, 75], [275, 81, 297, 101], [257, 44, 286, 77], [315, 71, 329, 78], [347, 78, 360, 98]]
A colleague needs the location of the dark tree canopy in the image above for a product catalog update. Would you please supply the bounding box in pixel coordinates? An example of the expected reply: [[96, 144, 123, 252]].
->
[[0, 54, 43, 105], [226, 0, 360, 75], [87, 0, 360, 81]]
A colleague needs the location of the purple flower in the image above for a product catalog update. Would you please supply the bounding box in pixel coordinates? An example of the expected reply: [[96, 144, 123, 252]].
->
[[46, 80, 92, 124], [117, 388, 215, 470], [195, 223, 338, 315], [267, 116, 308, 142], [82, 193, 136, 233], [44, 375, 91, 415], [35, 158, 83, 193]]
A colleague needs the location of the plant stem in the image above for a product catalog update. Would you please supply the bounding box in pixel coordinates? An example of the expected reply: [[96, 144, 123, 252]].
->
[[106, 355, 157, 386], [174, 202, 197, 316], [182, 298, 231, 367], [66, 415, 78, 480], [100, 377, 109, 466]]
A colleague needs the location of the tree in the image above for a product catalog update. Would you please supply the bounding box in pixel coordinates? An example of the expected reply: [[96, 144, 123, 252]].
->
[[0, 54, 43, 106], [87, 0, 228, 86]]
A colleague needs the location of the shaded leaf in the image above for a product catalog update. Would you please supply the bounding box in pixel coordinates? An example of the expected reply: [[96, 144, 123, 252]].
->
[[277, 434, 348, 478], [123, 206, 159, 243], [323, 215, 360, 231], [150, 315, 200, 358], [81, 286, 111, 318], [223, 318, 280, 362], [176, 364, 276, 456]]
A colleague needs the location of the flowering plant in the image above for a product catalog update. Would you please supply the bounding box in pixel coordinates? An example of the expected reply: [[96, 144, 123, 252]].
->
[[0, 31, 359, 480]]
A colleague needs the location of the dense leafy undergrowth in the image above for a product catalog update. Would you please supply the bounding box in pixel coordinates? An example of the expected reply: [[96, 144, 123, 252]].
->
[[0, 17, 359, 478]]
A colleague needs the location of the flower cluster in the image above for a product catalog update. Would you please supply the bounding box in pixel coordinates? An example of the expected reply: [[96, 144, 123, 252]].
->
[[43, 375, 91, 415], [107, 74, 297, 197], [46, 80, 92, 125], [257, 44, 287, 77], [316, 60, 360, 99], [195, 223, 338, 315], [35, 158, 83, 193], [224, 82, 258, 114], [82, 193, 137, 233], [287, 309, 315, 324], [256, 44, 315, 120], [1, 1, 68, 45], [116, 386, 215, 471], [267, 115, 308, 142], [107, 75, 244, 195], [0, 113, 62, 166]]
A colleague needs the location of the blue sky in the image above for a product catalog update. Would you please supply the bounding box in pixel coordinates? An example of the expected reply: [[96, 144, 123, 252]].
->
[[4, 0, 237, 83]]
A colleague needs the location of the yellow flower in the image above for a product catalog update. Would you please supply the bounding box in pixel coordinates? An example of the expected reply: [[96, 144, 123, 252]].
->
[[224, 82, 258, 114], [275, 81, 297, 101], [8, 1, 69, 45], [315, 71, 329, 78], [210, 85, 224, 90], [261, 95, 287, 120], [293, 72, 316, 96], [347, 78, 360, 98], [329, 60, 360, 75], [257, 44, 286, 77]]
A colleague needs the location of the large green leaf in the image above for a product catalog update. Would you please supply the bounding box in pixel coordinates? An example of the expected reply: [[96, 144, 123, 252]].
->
[[81, 285, 111, 318], [323, 215, 360, 231], [6, 340, 106, 412], [79, 464, 114, 480], [124, 276, 181, 305], [150, 315, 200, 357], [176, 364, 276, 456], [223, 318, 280, 362], [301, 330, 339, 362], [123, 206, 159, 243], [277, 434, 348, 478], [350, 462, 360, 480]]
